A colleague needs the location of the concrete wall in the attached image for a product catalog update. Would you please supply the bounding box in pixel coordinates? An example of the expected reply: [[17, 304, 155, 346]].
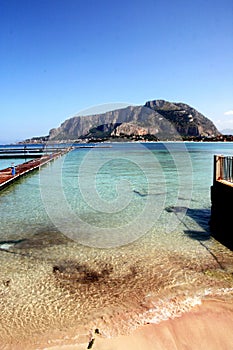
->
[[210, 181, 233, 251]]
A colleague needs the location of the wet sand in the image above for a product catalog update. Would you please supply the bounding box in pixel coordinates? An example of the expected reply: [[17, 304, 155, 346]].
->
[[18, 299, 232, 350], [93, 299, 233, 350]]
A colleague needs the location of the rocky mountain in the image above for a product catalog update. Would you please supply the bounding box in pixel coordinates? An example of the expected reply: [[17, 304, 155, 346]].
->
[[49, 99, 219, 141]]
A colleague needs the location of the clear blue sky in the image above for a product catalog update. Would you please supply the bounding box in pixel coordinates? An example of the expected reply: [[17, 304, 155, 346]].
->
[[1, 0, 233, 143]]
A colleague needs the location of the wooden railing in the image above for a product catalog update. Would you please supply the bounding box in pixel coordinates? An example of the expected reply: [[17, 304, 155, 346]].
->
[[214, 155, 233, 184]]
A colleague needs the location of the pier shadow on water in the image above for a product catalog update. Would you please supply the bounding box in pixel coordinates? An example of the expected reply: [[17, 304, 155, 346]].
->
[[165, 205, 211, 237], [184, 207, 211, 240], [165, 206, 224, 269]]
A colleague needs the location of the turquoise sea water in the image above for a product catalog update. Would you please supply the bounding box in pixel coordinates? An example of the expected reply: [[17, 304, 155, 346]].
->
[[0, 142, 233, 346], [0, 157, 35, 170]]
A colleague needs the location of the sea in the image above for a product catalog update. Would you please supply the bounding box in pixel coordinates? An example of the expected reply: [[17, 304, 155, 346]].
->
[[0, 142, 233, 345]]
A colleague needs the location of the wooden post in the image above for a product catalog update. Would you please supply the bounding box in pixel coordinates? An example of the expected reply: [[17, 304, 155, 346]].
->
[[213, 155, 217, 185], [213, 155, 222, 184], [214, 155, 225, 183], [219, 156, 224, 180]]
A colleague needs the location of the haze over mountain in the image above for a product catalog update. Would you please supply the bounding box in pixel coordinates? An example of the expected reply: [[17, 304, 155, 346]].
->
[[220, 129, 233, 135], [49, 99, 219, 141]]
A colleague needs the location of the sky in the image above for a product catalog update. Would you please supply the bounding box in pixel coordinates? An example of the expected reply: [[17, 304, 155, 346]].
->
[[0, 0, 233, 143]]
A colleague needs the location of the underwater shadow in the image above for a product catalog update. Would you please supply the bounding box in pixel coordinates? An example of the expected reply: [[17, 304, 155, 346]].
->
[[185, 207, 211, 241], [165, 206, 223, 269], [165, 206, 211, 236], [0, 238, 27, 246], [0, 239, 30, 258], [183, 230, 210, 241]]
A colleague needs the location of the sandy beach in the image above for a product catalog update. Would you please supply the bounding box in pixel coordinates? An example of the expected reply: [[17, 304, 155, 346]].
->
[[2, 298, 231, 350], [44, 299, 233, 350], [95, 299, 233, 350], [40, 300, 233, 350]]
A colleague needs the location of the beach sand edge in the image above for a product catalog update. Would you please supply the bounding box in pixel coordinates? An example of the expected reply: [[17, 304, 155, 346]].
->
[[38, 298, 233, 350]]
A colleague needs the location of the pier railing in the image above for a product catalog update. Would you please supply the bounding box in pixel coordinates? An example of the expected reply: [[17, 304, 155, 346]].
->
[[214, 155, 233, 184]]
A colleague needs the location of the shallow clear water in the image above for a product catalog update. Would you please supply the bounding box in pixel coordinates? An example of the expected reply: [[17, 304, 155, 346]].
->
[[0, 157, 34, 170], [0, 142, 233, 346]]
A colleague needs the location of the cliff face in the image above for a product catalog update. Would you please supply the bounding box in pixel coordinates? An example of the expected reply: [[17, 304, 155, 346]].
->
[[49, 100, 219, 140], [145, 100, 219, 137], [111, 123, 149, 137]]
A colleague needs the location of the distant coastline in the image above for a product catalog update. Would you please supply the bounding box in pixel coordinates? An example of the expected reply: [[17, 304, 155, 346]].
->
[[17, 134, 233, 145]]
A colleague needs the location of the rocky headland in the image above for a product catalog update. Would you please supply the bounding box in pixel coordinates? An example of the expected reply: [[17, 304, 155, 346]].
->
[[48, 99, 219, 142]]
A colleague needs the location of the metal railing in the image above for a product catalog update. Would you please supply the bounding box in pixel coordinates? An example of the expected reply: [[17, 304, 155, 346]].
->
[[214, 155, 233, 184]]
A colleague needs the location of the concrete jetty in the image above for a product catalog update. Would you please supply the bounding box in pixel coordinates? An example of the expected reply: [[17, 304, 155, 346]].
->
[[210, 155, 233, 250], [0, 147, 72, 191]]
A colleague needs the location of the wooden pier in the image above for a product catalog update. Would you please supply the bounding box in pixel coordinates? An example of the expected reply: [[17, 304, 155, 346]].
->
[[210, 155, 233, 250], [0, 147, 72, 191], [0, 146, 68, 158]]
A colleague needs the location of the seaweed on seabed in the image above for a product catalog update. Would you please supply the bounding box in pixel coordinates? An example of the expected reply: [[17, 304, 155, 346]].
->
[[87, 338, 95, 349]]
